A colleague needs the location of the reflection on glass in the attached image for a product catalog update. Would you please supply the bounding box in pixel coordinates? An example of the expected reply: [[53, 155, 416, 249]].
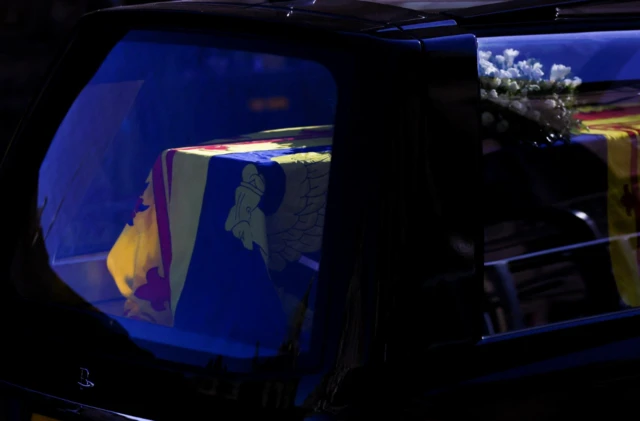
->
[[32, 30, 338, 370], [480, 31, 640, 335]]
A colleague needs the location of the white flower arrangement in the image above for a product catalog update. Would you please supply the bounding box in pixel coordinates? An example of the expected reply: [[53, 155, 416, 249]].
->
[[478, 49, 584, 146]]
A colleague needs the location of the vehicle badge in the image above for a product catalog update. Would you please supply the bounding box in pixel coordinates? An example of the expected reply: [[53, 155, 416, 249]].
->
[[78, 368, 95, 388]]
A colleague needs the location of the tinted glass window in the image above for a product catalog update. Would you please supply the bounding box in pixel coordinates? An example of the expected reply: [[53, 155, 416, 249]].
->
[[32, 30, 338, 369], [480, 31, 640, 335]]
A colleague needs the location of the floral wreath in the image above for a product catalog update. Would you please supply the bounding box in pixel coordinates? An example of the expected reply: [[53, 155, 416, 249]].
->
[[478, 48, 585, 147]]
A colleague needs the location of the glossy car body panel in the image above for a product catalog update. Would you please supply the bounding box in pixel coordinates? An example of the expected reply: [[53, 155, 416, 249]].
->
[[99, 0, 439, 32]]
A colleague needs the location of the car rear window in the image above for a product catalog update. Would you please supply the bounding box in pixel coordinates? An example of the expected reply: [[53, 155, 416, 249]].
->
[[33, 29, 338, 370]]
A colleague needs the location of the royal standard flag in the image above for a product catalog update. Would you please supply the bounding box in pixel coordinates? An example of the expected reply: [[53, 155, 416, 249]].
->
[[107, 126, 332, 353], [575, 106, 640, 307]]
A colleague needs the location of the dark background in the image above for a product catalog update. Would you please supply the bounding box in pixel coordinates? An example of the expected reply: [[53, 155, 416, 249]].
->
[[0, 0, 162, 151]]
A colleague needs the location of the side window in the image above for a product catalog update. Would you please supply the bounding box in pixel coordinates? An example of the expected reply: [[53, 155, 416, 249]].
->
[[480, 31, 640, 335], [30, 30, 339, 367]]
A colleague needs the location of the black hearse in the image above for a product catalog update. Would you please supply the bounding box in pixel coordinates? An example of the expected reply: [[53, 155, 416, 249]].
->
[[4, 0, 640, 420]]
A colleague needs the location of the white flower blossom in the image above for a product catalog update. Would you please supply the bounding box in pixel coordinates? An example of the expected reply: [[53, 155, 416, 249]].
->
[[499, 68, 521, 78], [503, 49, 520, 67], [530, 63, 544, 81], [481, 112, 495, 126], [478, 50, 492, 61], [477, 48, 581, 137], [509, 100, 527, 115], [479, 59, 499, 77], [496, 94, 510, 106], [550, 64, 571, 82], [570, 76, 582, 88], [514, 60, 543, 81], [561, 78, 581, 89], [515, 60, 532, 78]]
